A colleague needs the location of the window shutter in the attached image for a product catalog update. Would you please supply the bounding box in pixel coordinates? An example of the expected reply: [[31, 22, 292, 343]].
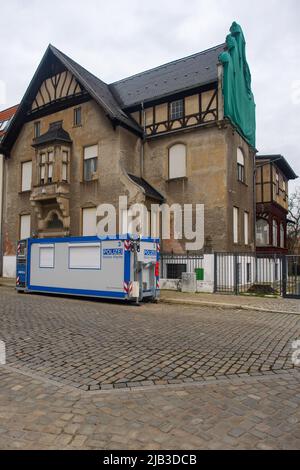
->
[[21, 161, 32, 192], [233, 207, 239, 244], [244, 212, 249, 245], [82, 207, 97, 236], [237, 148, 244, 165], [169, 144, 186, 179], [20, 214, 31, 239], [84, 145, 98, 160]]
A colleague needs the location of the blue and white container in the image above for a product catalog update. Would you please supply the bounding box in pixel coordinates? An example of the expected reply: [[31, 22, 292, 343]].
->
[[16, 235, 160, 302]]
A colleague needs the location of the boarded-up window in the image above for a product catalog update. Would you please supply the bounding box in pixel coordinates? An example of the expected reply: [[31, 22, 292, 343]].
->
[[21, 161, 32, 192], [69, 243, 101, 269], [233, 207, 239, 244], [169, 144, 186, 180], [244, 212, 249, 246], [20, 214, 31, 240], [82, 207, 97, 236], [39, 244, 54, 268]]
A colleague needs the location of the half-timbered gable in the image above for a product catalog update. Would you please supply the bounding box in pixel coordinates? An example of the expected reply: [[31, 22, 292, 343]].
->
[[110, 44, 224, 138], [31, 70, 85, 113], [256, 155, 298, 253]]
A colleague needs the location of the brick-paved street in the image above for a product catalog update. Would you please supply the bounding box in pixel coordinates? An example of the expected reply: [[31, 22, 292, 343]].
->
[[0, 367, 299, 450], [0, 288, 299, 390], [0, 287, 300, 449]]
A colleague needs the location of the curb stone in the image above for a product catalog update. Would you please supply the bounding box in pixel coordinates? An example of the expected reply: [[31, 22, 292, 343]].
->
[[160, 297, 300, 316]]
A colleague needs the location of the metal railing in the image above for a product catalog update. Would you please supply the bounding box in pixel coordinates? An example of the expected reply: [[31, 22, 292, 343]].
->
[[214, 252, 283, 295], [160, 253, 204, 280]]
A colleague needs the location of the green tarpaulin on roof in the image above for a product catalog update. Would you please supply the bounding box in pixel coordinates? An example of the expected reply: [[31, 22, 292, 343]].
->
[[219, 22, 256, 148]]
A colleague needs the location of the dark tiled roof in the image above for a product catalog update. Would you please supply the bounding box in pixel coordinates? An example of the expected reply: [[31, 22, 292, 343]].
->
[[32, 121, 72, 147], [110, 44, 225, 108], [49, 46, 142, 134], [128, 174, 165, 202], [1, 43, 225, 154], [256, 154, 298, 180]]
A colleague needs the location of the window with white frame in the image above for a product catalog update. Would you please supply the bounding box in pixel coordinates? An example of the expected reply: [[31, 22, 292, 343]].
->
[[170, 100, 184, 120], [272, 219, 278, 246], [62, 150, 68, 182], [39, 244, 55, 268], [20, 214, 31, 240], [244, 212, 249, 245], [84, 145, 98, 181], [21, 161, 32, 192], [48, 151, 54, 183], [169, 144, 187, 180], [233, 207, 239, 244], [39, 151, 54, 185], [82, 207, 97, 236], [237, 148, 245, 183], [69, 243, 101, 270], [256, 219, 270, 246]]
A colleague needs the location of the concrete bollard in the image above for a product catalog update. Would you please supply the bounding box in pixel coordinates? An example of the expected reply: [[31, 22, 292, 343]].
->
[[181, 273, 197, 293]]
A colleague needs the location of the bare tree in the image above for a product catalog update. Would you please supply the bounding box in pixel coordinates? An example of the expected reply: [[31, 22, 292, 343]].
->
[[287, 187, 300, 253]]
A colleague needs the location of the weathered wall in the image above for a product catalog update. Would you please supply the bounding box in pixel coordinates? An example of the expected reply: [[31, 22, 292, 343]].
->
[[142, 123, 255, 253], [225, 126, 255, 252], [2, 99, 144, 261]]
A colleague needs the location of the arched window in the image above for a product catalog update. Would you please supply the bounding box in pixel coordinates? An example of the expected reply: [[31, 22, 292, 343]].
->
[[237, 148, 245, 183], [280, 223, 285, 248], [272, 219, 278, 247], [168, 144, 186, 180], [256, 219, 270, 246], [47, 212, 63, 230]]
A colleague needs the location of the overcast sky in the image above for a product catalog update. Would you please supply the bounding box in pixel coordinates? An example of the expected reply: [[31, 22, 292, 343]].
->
[[0, 0, 299, 191]]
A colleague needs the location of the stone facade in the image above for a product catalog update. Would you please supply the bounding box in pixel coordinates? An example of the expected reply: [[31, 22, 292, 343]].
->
[[1, 44, 257, 277]]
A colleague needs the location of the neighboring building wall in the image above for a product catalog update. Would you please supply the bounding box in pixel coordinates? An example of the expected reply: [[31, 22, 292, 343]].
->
[[0, 153, 3, 276], [255, 159, 293, 253]]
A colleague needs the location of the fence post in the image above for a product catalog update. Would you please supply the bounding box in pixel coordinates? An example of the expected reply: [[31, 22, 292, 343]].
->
[[282, 255, 287, 298], [213, 253, 217, 293], [234, 254, 239, 295]]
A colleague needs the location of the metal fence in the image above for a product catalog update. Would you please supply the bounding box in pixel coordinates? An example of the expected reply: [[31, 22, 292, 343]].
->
[[160, 252, 300, 298], [214, 252, 284, 296], [283, 255, 300, 299], [160, 253, 204, 280]]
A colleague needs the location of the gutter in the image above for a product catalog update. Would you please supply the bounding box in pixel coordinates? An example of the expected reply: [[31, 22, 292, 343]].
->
[[140, 101, 146, 177]]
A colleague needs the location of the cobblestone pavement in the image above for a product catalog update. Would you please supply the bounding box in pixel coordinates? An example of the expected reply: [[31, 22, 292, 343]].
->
[[0, 288, 300, 450], [0, 367, 299, 450], [0, 288, 299, 391]]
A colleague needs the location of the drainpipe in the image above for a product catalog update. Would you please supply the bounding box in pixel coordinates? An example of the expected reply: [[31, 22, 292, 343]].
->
[[253, 150, 257, 253], [140, 101, 145, 177]]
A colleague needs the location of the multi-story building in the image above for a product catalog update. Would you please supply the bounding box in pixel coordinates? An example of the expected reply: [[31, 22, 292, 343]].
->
[[0, 23, 257, 277], [255, 154, 298, 253], [0, 105, 18, 276]]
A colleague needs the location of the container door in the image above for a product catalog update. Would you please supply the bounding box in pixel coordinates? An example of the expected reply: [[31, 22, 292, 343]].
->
[[16, 240, 28, 289]]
